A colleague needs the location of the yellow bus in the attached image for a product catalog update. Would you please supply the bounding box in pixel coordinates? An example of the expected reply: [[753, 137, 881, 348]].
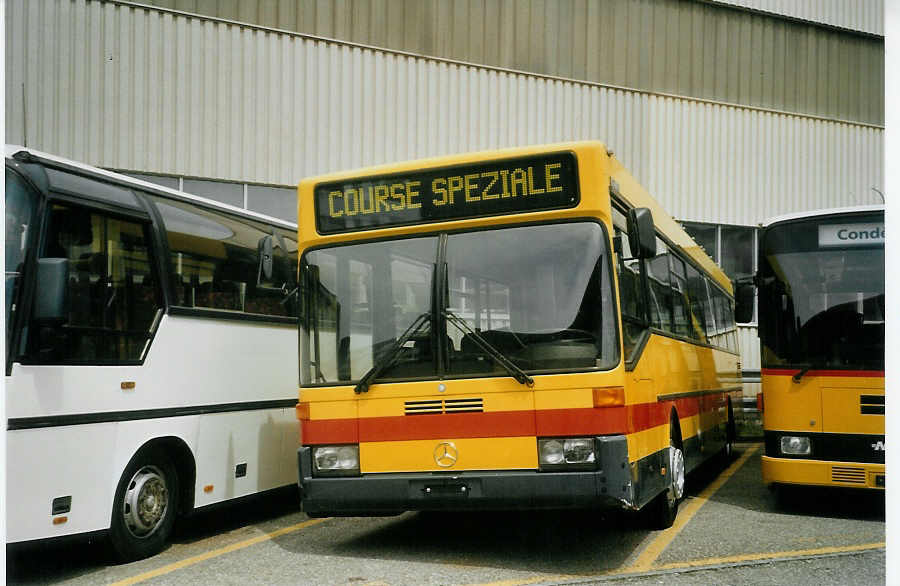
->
[[295, 142, 741, 527], [755, 206, 884, 492]]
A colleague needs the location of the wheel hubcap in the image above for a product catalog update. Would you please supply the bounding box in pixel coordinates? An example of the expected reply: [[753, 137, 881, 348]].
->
[[123, 465, 168, 538], [670, 445, 685, 500]]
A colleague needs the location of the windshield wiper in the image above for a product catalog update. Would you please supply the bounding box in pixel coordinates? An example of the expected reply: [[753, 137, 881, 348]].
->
[[354, 312, 431, 394], [443, 310, 534, 387], [792, 361, 826, 383]]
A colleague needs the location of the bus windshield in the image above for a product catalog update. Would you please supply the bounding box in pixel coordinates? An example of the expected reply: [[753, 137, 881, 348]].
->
[[300, 221, 618, 385], [759, 214, 885, 371]]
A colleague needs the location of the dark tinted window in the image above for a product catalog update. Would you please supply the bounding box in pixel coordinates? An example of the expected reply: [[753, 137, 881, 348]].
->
[[150, 196, 297, 318], [30, 204, 161, 363], [612, 210, 649, 362], [685, 263, 709, 342], [645, 238, 672, 331]]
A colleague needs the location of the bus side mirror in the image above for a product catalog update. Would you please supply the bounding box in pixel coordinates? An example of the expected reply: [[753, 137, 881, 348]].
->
[[627, 207, 656, 259], [734, 278, 755, 323], [258, 235, 274, 282], [34, 258, 68, 322]]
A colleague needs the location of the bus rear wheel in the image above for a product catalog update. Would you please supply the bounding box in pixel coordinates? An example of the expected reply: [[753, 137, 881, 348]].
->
[[723, 399, 736, 462], [109, 448, 179, 562]]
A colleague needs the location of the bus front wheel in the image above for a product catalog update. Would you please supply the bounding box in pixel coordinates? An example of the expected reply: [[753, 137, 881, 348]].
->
[[648, 422, 684, 529], [109, 448, 179, 562]]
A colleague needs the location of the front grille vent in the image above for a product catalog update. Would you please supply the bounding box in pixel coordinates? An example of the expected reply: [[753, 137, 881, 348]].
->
[[860, 395, 885, 415], [405, 398, 483, 415], [832, 466, 867, 484]]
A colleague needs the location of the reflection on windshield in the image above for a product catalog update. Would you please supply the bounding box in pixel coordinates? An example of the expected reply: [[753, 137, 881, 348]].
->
[[300, 222, 618, 386], [760, 219, 884, 371], [444, 223, 617, 375], [301, 237, 438, 384]]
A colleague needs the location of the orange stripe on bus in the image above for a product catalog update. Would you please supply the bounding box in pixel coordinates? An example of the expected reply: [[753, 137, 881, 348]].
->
[[302, 394, 727, 444]]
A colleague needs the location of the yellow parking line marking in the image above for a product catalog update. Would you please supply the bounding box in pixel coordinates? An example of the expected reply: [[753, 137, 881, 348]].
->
[[471, 542, 885, 586], [654, 542, 885, 570], [111, 517, 329, 586], [622, 443, 760, 573], [465, 575, 574, 586]]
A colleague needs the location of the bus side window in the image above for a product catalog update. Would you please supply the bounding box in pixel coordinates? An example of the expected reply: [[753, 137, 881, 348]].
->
[[150, 196, 297, 318], [645, 239, 673, 332], [29, 204, 162, 364], [612, 216, 649, 364]]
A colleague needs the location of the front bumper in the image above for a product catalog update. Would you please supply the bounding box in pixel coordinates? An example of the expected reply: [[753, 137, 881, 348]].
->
[[298, 436, 634, 516], [762, 456, 885, 489]]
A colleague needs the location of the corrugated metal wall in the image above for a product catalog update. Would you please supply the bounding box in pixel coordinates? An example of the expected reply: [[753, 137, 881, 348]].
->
[[6, 0, 883, 228], [134, 0, 886, 125], [709, 0, 884, 36]]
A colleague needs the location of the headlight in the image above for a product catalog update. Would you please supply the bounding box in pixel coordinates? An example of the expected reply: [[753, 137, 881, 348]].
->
[[780, 436, 812, 456], [312, 445, 360, 476], [538, 438, 597, 470]]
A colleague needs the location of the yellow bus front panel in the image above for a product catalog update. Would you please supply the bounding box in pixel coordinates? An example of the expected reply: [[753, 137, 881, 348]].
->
[[761, 371, 884, 489]]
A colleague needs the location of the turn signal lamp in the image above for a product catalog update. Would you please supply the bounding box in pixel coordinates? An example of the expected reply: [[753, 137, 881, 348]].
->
[[295, 402, 310, 421], [593, 386, 625, 408]]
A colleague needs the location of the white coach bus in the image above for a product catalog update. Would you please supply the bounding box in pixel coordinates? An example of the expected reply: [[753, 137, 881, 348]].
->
[[5, 146, 300, 560]]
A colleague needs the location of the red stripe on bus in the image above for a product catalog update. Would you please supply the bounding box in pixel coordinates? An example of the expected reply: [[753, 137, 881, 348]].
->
[[761, 368, 885, 378], [301, 418, 358, 444], [359, 410, 535, 442], [302, 394, 727, 444], [535, 407, 628, 436]]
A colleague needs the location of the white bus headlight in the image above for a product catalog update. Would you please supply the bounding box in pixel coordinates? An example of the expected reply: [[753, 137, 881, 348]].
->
[[313, 445, 360, 476], [780, 436, 811, 456], [538, 438, 597, 470]]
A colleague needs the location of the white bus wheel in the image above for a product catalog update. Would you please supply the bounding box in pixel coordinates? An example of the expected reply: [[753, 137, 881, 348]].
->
[[109, 449, 179, 562]]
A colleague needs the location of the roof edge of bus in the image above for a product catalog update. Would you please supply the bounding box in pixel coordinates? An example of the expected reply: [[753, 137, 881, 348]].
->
[[5, 145, 298, 229], [297, 141, 610, 185], [762, 204, 884, 228]]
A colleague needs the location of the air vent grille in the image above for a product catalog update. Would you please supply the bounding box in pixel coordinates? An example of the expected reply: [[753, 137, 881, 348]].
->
[[831, 466, 867, 484], [405, 398, 483, 415], [860, 395, 884, 415]]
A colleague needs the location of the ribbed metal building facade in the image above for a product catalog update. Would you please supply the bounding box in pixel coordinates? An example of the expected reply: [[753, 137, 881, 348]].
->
[[137, 0, 885, 125], [5, 0, 884, 222], [708, 0, 884, 36], [4, 0, 885, 389]]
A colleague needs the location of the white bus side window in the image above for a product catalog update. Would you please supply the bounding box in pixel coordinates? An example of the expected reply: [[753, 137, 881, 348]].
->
[[29, 203, 161, 364], [150, 196, 297, 318]]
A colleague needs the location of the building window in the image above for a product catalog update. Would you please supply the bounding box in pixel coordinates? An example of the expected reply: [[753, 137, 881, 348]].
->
[[119, 171, 298, 223], [182, 178, 244, 208], [681, 220, 758, 324], [248, 185, 298, 223]]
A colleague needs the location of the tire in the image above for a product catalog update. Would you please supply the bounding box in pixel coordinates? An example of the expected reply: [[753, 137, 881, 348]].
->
[[109, 448, 179, 562], [647, 419, 685, 530], [723, 399, 736, 462]]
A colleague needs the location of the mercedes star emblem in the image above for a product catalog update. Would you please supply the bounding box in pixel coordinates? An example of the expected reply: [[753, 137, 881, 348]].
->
[[433, 442, 458, 467]]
